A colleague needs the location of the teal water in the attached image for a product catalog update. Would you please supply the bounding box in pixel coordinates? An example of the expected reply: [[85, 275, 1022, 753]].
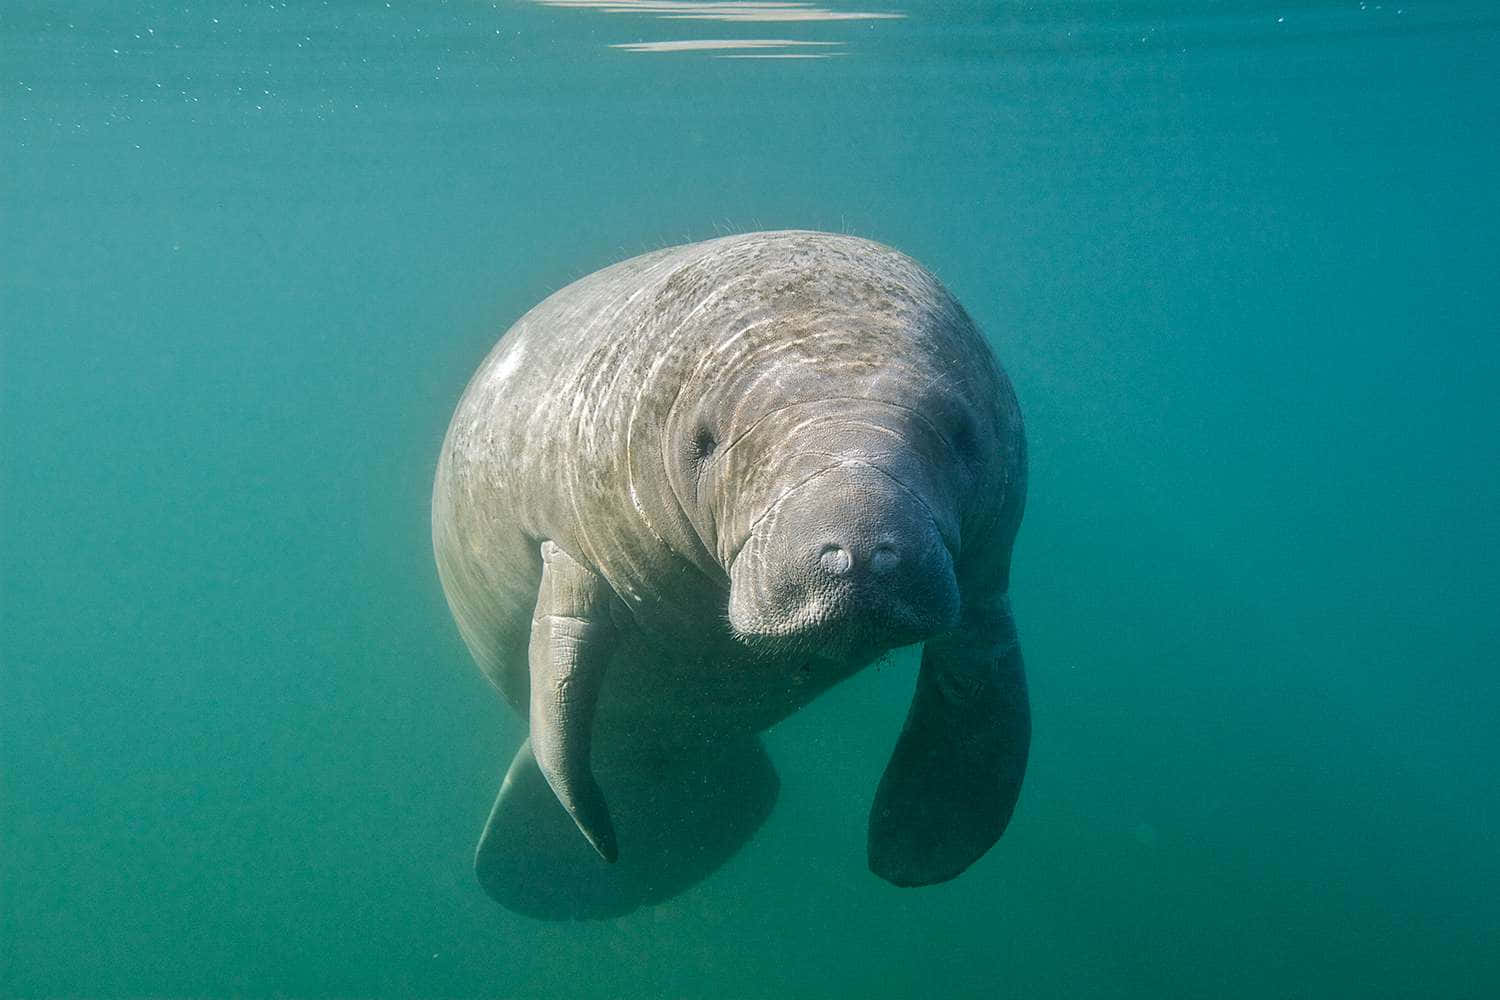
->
[[4, 2, 1498, 996]]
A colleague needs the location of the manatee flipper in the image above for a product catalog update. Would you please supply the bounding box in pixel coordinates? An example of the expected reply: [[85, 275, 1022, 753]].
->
[[475, 736, 780, 920], [868, 593, 1030, 886], [528, 540, 618, 862]]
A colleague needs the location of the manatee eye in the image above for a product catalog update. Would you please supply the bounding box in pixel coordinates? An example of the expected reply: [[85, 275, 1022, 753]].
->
[[691, 426, 719, 464]]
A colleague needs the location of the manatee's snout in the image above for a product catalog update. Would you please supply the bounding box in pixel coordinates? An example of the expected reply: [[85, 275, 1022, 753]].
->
[[728, 464, 959, 651]]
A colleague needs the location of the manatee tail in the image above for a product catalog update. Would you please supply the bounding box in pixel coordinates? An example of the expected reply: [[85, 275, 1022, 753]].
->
[[475, 736, 779, 920]]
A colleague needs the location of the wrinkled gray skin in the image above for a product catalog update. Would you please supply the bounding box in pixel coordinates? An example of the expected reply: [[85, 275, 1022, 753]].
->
[[432, 231, 1029, 919]]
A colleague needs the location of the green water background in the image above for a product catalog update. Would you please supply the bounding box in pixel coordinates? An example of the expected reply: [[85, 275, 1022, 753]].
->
[[3, 2, 1497, 996]]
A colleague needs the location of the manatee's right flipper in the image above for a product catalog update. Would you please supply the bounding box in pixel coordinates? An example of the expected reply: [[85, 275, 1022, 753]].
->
[[868, 592, 1030, 886], [527, 540, 619, 862], [475, 736, 779, 920]]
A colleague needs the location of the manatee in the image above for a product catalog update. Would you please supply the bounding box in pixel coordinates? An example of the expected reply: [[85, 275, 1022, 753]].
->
[[431, 230, 1029, 919]]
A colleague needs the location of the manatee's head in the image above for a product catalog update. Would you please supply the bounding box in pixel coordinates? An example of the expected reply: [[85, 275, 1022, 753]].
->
[[660, 236, 1022, 663]]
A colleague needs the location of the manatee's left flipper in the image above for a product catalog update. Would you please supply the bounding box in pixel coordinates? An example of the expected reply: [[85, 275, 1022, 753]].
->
[[528, 540, 619, 862], [868, 592, 1030, 886]]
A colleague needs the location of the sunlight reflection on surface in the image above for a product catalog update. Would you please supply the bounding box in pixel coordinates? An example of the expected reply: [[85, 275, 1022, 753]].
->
[[535, 1, 903, 21], [535, 1, 902, 55], [610, 38, 845, 56]]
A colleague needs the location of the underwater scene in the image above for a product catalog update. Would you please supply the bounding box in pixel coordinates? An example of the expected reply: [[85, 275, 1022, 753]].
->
[[3, 2, 1498, 997]]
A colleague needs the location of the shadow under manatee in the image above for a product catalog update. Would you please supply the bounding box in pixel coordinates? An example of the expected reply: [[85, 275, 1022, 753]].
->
[[475, 736, 780, 920]]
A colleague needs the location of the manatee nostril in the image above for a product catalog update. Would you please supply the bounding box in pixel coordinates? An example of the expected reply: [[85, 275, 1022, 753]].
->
[[819, 544, 853, 576], [870, 545, 900, 574]]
